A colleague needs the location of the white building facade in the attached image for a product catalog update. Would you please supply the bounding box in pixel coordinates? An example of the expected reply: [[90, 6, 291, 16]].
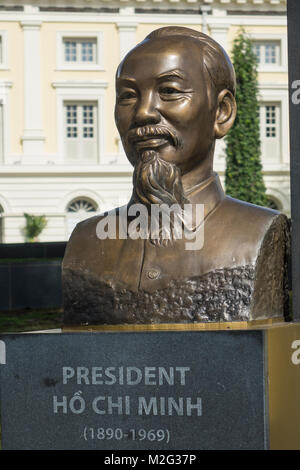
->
[[0, 0, 289, 243]]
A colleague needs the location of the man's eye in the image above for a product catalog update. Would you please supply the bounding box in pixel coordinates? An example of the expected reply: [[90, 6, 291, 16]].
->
[[118, 91, 136, 101], [160, 87, 180, 94]]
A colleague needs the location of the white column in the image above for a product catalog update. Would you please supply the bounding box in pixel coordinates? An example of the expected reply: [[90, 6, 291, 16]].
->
[[208, 24, 230, 168], [116, 21, 137, 161], [20, 20, 45, 158], [209, 24, 230, 52], [201, 6, 211, 35], [116, 21, 137, 62], [0, 80, 12, 164]]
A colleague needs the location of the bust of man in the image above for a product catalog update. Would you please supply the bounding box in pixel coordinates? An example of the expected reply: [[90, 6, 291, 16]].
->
[[62, 26, 289, 326]]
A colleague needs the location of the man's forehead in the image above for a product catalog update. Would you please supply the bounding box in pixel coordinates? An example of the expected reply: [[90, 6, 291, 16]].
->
[[117, 36, 205, 79]]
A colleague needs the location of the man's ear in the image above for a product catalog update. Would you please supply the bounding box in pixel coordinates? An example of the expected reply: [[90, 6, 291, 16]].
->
[[214, 89, 237, 139]]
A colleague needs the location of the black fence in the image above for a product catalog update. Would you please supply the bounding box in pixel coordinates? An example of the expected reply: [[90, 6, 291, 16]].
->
[[0, 241, 67, 259], [0, 260, 62, 311], [0, 242, 66, 311]]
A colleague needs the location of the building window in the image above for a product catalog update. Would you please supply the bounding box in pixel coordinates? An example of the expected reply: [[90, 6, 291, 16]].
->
[[260, 103, 281, 162], [52, 80, 108, 164], [0, 31, 8, 69], [265, 105, 277, 138], [57, 32, 103, 70], [64, 38, 97, 64], [252, 41, 281, 67], [67, 198, 97, 214], [64, 102, 98, 161], [66, 198, 98, 237]]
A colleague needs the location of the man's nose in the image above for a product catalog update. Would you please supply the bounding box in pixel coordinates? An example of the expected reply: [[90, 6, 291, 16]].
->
[[133, 91, 160, 126]]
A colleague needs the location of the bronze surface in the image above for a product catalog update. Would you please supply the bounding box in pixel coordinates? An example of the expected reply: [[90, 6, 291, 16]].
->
[[62, 26, 290, 326]]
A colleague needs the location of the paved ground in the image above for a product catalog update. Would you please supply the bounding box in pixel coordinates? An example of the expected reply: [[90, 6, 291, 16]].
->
[[23, 329, 62, 334]]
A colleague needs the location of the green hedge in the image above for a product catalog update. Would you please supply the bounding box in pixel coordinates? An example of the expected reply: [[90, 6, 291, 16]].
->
[[225, 29, 268, 207]]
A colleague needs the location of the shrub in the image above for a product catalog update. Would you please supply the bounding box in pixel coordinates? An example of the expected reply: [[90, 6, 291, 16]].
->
[[225, 29, 269, 207], [24, 213, 47, 242]]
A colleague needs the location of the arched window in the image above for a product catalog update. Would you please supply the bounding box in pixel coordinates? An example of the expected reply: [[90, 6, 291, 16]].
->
[[66, 197, 98, 238], [0, 205, 3, 243], [67, 198, 97, 214], [267, 196, 281, 212]]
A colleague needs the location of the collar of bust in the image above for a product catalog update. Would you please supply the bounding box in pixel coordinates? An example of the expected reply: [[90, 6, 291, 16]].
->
[[185, 172, 225, 220], [127, 171, 224, 223]]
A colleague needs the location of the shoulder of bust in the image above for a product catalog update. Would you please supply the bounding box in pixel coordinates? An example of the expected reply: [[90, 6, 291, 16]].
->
[[203, 196, 290, 268], [219, 196, 289, 234], [222, 195, 282, 220]]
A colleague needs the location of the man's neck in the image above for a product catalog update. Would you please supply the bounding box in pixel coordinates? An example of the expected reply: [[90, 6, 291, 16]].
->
[[184, 172, 225, 221], [182, 163, 213, 193], [181, 146, 215, 192]]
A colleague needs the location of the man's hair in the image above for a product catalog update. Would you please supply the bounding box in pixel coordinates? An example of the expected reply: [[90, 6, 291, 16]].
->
[[145, 26, 236, 97]]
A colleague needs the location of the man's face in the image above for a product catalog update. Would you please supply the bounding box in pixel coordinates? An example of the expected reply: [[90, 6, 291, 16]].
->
[[115, 36, 217, 175]]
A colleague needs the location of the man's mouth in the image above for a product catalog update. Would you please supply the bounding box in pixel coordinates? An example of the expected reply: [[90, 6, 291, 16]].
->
[[132, 135, 170, 149], [127, 125, 180, 150]]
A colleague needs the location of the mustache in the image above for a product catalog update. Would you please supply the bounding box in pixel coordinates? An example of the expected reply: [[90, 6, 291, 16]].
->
[[127, 125, 182, 148]]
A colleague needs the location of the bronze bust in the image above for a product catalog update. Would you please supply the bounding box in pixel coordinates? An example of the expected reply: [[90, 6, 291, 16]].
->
[[62, 27, 289, 326]]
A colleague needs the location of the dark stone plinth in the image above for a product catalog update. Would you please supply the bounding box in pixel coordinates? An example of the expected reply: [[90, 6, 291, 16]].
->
[[288, 0, 300, 321], [0, 331, 267, 450]]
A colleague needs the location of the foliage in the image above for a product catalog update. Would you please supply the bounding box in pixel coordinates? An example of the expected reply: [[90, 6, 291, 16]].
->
[[23, 213, 47, 242], [0, 308, 62, 333], [225, 29, 269, 207]]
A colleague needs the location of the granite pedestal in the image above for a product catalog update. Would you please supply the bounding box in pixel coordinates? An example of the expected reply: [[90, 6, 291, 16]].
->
[[0, 322, 299, 450]]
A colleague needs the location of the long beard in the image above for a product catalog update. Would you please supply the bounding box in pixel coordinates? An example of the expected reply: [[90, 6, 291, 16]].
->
[[132, 150, 190, 247]]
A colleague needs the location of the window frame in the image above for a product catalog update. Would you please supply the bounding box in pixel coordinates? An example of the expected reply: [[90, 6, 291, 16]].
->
[[64, 100, 98, 162], [258, 84, 289, 167], [263, 103, 279, 139], [0, 80, 12, 164], [52, 80, 108, 164], [259, 101, 281, 162], [252, 40, 281, 68], [250, 33, 287, 73], [0, 31, 8, 70], [56, 31, 104, 71], [63, 37, 97, 65]]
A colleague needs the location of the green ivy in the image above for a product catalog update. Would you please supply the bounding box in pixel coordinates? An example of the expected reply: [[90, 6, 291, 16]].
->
[[225, 29, 269, 208], [24, 213, 47, 242]]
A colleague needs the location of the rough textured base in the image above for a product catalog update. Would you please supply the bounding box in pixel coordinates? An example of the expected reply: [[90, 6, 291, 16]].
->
[[63, 265, 258, 325]]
